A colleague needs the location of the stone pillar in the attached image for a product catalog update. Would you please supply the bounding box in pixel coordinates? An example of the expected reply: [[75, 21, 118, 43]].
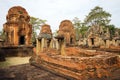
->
[[44, 39, 47, 48], [56, 39, 59, 50], [99, 38, 104, 46], [52, 39, 55, 49], [36, 39, 41, 55], [106, 40, 110, 48], [49, 39, 53, 48], [14, 26, 19, 45], [88, 39, 91, 47], [115, 40, 120, 46], [96, 37, 100, 47], [60, 41, 66, 56], [36, 39, 39, 54], [118, 40, 120, 46], [83, 38, 87, 46], [66, 33, 70, 45], [112, 39, 116, 46], [41, 38, 45, 52]]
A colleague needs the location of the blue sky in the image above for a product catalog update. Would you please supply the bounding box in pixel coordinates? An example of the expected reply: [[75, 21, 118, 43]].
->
[[0, 0, 120, 33]]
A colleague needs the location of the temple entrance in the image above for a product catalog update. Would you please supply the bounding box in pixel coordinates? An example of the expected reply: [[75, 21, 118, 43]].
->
[[104, 40, 106, 44], [91, 38, 94, 45], [70, 38, 73, 44], [19, 36, 25, 45]]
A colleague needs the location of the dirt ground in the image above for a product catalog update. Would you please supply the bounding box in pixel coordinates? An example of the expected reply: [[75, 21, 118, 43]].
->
[[0, 63, 67, 80], [0, 57, 67, 80], [0, 57, 30, 68]]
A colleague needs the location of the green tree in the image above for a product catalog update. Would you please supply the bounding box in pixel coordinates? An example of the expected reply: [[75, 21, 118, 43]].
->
[[84, 6, 111, 27], [107, 24, 115, 36], [0, 31, 2, 35], [0, 30, 6, 40], [30, 16, 47, 44], [72, 17, 88, 40], [72, 17, 81, 40], [53, 30, 58, 37], [84, 6, 116, 38]]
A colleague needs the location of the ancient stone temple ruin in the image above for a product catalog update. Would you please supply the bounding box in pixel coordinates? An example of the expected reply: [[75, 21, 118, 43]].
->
[[31, 20, 120, 80], [57, 20, 76, 45], [38, 24, 52, 39], [1, 6, 33, 56], [36, 24, 52, 53], [85, 25, 106, 47], [112, 29, 120, 46], [3, 6, 32, 46], [79, 25, 120, 48]]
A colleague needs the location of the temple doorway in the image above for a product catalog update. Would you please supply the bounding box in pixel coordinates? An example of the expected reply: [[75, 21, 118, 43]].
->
[[19, 36, 25, 45], [91, 38, 94, 45], [70, 38, 73, 44]]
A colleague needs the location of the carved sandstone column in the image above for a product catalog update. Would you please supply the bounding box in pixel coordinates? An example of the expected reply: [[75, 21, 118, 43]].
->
[[36, 39, 41, 55], [60, 40, 66, 56], [14, 26, 19, 45], [49, 39, 53, 48], [106, 40, 110, 48], [41, 38, 45, 52], [56, 40, 59, 50]]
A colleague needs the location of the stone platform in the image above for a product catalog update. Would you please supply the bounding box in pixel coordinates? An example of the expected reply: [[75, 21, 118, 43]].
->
[[0, 46, 33, 57], [31, 47, 120, 80], [80, 46, 120, 54]]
